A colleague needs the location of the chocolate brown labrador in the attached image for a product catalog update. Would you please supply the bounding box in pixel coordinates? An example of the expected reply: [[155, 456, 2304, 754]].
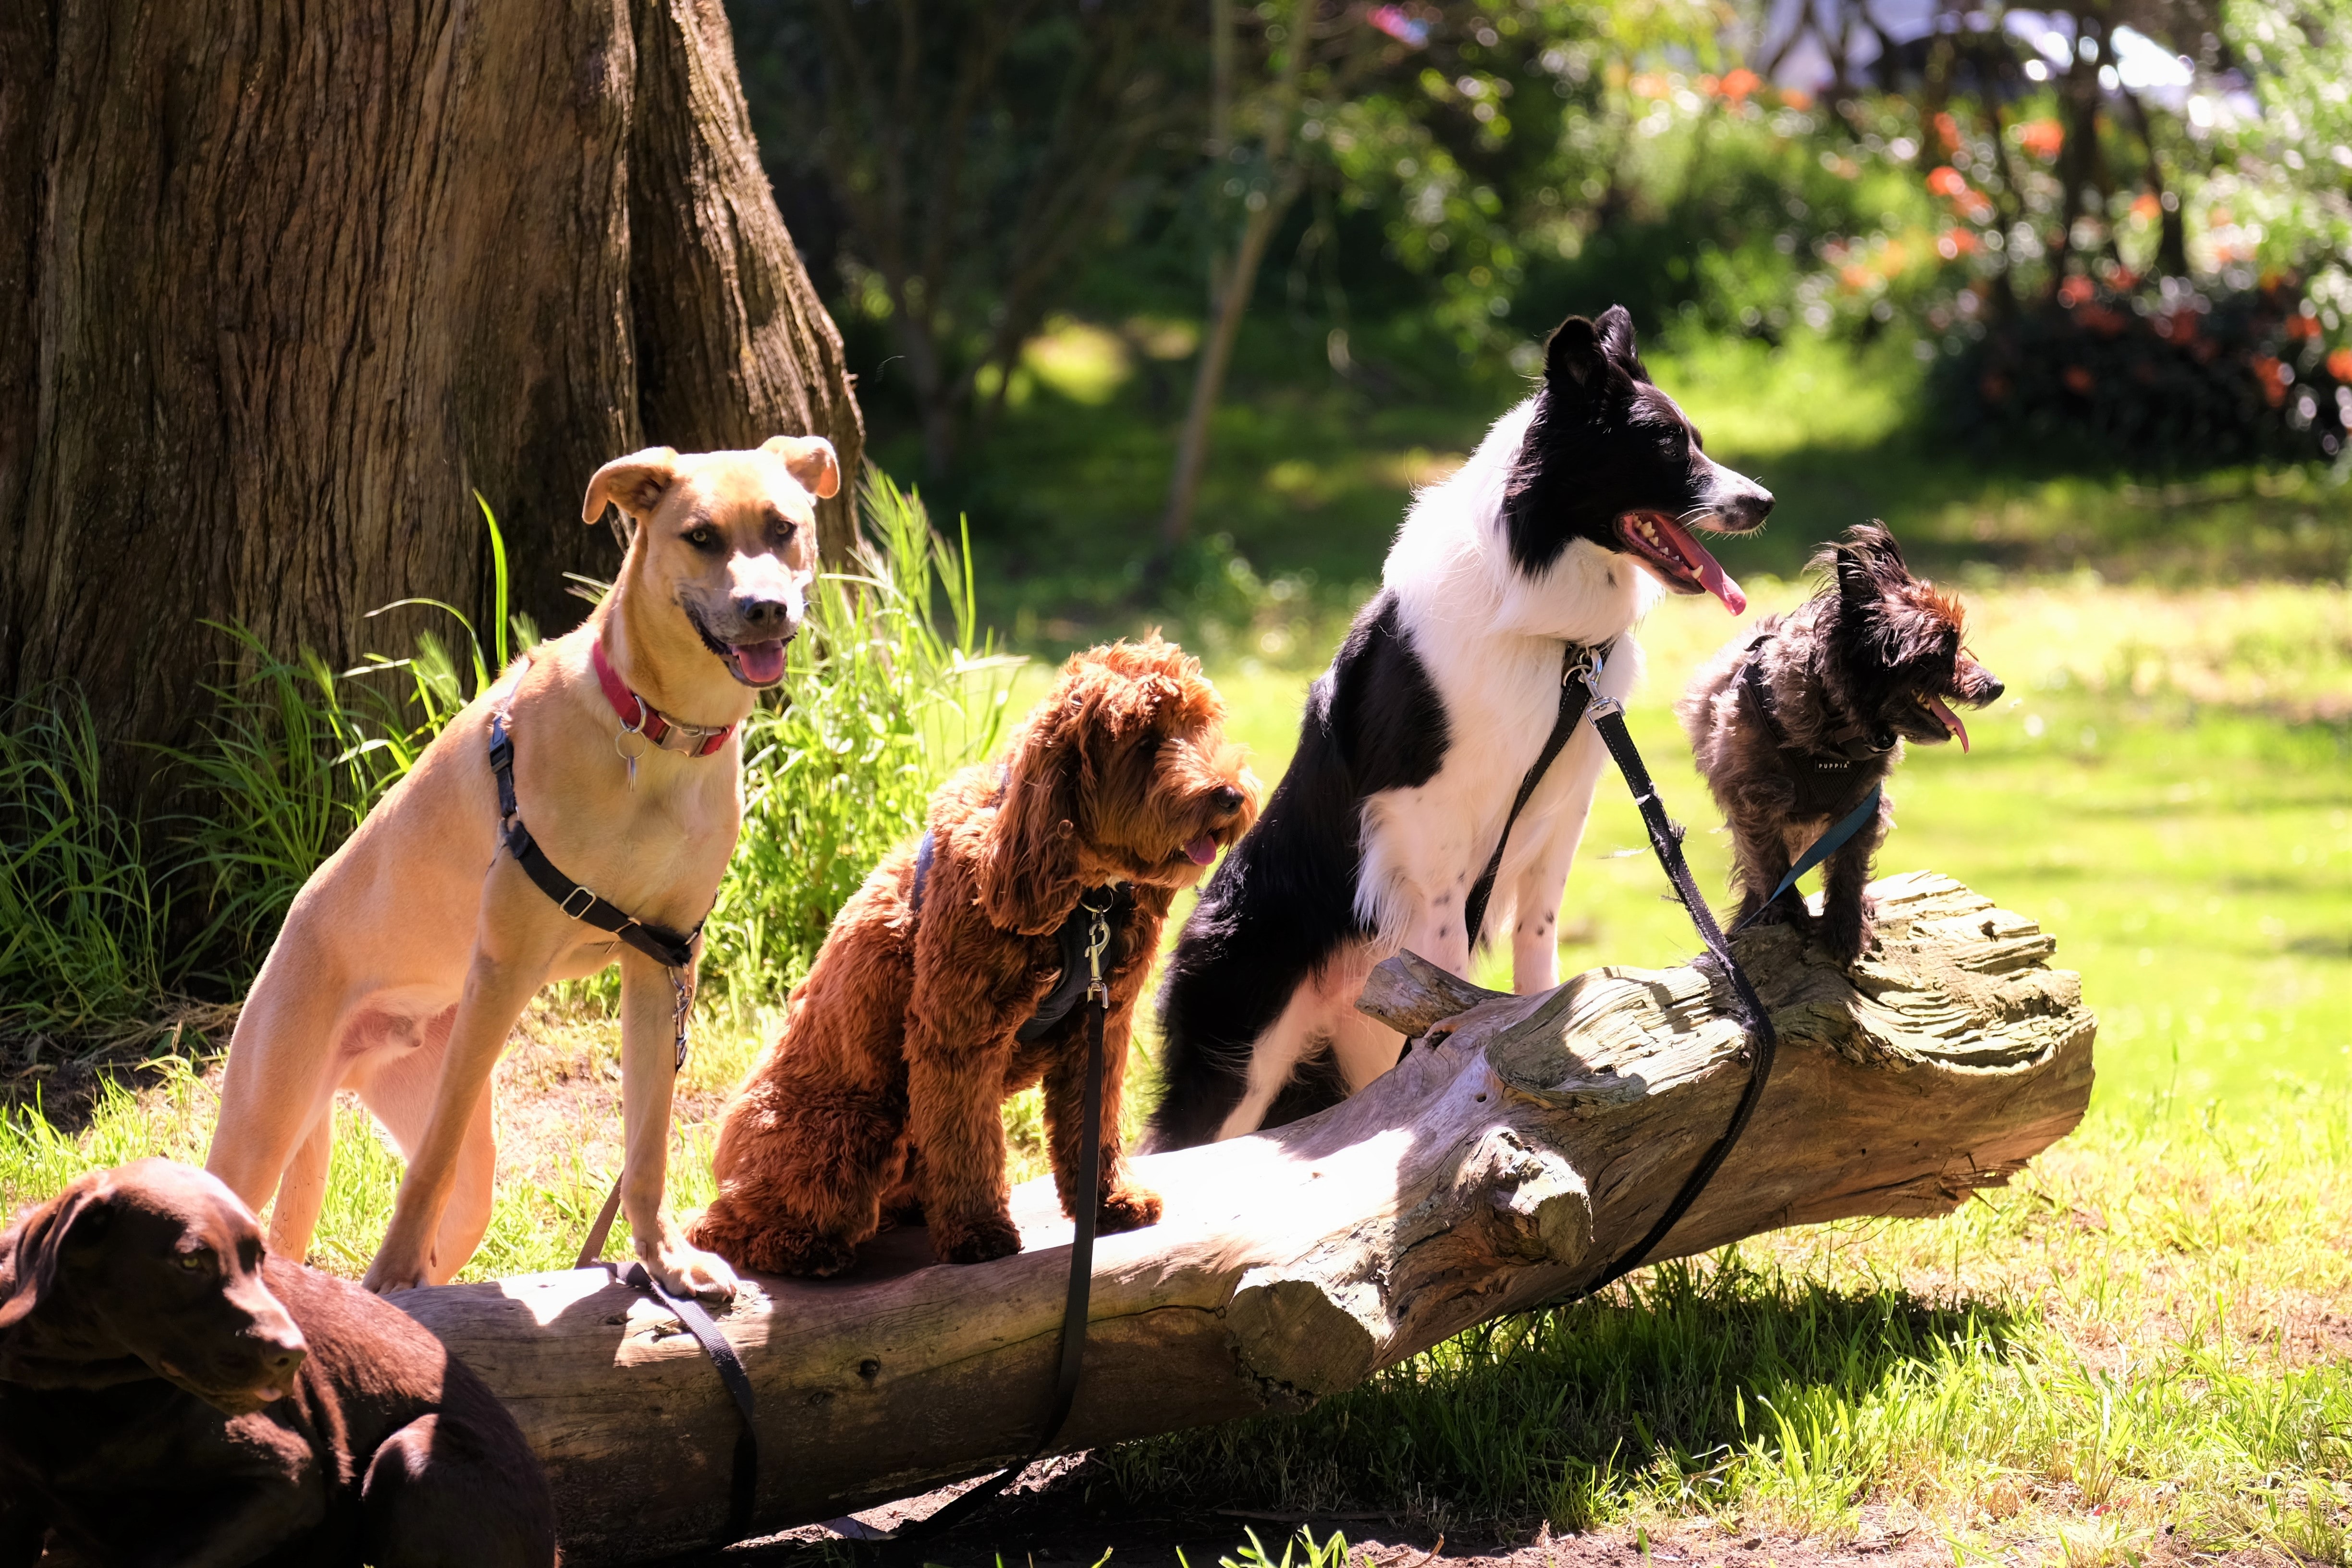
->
[[0, 1159, 553, 1567]]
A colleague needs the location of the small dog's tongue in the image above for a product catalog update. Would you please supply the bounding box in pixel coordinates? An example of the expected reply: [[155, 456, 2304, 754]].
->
[[1184, 835, 1219, 866], [1653, 514, 1747, 614], [1925, 695, 1971, 752], [732, 640, 787, 685]]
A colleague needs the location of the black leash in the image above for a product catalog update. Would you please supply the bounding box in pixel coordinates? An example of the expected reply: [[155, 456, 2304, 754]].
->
[[483, 687, 757, 1544], [1404, 647, 1779, 1299], [828, 884, 1119, 1544], [1570, 683, 1778, 1297], [1458, 640, 1612, 953]]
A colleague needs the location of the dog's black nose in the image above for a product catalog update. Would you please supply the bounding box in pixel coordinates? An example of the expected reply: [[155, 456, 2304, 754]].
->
[[734, 595, 793, 632], [1212, 785, 1245, 815], [1981, 677, 2005, 702]]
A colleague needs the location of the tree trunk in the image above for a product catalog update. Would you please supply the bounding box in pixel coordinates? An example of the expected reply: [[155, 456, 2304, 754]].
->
[[0, 0, 861, 801], [399, 872, 2096, 1565]]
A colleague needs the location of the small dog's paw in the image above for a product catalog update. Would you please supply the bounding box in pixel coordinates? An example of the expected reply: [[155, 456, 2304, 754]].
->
[[1097, 1185, 1163, 1233], [935, 1215, 1023, 1265], [646, 1238, 739, 1302]]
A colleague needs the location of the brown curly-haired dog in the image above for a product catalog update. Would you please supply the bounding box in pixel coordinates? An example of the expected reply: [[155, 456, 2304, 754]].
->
[[690, 639, 1259, 1276]]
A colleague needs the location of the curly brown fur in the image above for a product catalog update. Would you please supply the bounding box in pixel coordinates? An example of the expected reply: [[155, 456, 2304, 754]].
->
[[0, 1159, 553, 1567], [1678, 523, 2002, 963], [691, 639, 1259, 1276]]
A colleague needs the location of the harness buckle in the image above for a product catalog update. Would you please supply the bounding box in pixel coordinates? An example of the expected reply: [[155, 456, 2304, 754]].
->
[[559, 886, 598, 921]]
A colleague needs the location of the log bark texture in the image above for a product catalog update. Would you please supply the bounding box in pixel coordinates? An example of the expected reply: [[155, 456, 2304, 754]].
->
[[398, 872, 2096, 1564], [0, 0, 861, 789]]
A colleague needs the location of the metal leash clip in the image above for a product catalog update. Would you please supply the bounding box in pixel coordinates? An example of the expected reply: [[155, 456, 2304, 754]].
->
[[666, 964, 692, 1071], [1577, 646, 1623, 724], [1080, 891, 1114, 1004]]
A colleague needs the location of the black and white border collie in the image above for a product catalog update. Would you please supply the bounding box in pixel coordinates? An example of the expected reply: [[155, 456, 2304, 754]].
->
[[1146, 306, 1772, 1150]]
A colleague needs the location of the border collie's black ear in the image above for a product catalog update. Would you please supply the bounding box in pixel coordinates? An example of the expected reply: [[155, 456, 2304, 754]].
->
[[1544, 309, 1644, 405], [1593, 305, 1647, 380]]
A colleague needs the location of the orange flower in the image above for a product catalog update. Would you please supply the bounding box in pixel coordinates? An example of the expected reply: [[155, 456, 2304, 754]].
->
[[2252, 356, 2288, 407], [2327, 347, 2352, 382], [2130, 192, 2161, 223], [1719, 67, 1761, 101], [2057, 275, 2094, 306], [1933, 111, 1961, 151], [1781, 86, 1816, 110], [1840, 262, 1874, 289], [1630, 72, 1673, 99], [2016, 120, 2064, 160], [1926, 165, 1968, 198], [2063, 366, 2095, 394], [1936, 229, 1981, 258]]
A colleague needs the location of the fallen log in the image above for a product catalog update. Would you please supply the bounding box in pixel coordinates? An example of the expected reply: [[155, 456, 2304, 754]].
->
[[398, 871, 2095, 1564]]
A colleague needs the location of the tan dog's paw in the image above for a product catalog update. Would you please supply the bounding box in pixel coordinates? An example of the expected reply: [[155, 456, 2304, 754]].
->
[[1097, 1185, 1163, 1233], [643, 1237, 739, 1302], [935, 1214, 1023, 1265], [360, 1253, 431, 1296]]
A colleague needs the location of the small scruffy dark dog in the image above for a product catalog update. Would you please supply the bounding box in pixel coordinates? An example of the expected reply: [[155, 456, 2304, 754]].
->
[[1679, 523, 2003, 962]]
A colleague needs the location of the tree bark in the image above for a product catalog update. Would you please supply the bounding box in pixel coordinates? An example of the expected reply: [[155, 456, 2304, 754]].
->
[[399, 872, 2096, 1564], [0, 0, 861, 800]]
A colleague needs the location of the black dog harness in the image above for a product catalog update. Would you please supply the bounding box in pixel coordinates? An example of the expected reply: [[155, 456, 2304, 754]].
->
[[1441, 640, 1780, 1303], [1738, 632, 1898, 775], [484, 657, 760, 1543]]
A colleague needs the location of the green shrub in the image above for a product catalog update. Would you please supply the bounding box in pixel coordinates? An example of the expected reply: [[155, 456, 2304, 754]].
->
[[700, 471, 1019, 1009], [0, 689, 184, 1062]]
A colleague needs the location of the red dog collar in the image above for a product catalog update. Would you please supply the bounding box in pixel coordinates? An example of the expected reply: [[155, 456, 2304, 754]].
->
[[591, 638, 735, 758]]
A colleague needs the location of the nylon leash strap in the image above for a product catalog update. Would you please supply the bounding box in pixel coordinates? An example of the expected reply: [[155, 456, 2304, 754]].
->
[[1568, 680, 1780, 1297], [828, 892, 1116, 1544]]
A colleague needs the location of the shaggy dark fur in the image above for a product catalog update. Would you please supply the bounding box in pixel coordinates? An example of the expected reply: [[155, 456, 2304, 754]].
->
[[1678, 523, 2003, 962], [691, 640, 1258, 1276], [0, 1159, 553, 1567]]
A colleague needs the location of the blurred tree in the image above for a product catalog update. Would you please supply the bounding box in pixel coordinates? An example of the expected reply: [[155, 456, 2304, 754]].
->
[[2226, 0, 2352, 302], [730, 0, 1200, 479], [1156, 0, 1716, 554], [0, 0, 861, 802]]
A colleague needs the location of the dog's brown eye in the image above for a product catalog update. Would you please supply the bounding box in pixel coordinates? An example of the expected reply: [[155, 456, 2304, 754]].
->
[[683, 526, 720, 551]]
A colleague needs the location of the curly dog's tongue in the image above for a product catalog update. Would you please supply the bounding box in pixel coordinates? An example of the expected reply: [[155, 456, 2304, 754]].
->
[[732, 640, 787, 685], [1183, 836, 1219, 865]]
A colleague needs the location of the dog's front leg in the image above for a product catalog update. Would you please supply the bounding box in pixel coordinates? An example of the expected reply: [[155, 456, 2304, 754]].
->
[[1041, 1012, 1160, 1234], [1816, 794, 1893, 964], [906, 1021, 1022, 1266], [362, 867, 563, 1294], [617, 945, 737, 1301]]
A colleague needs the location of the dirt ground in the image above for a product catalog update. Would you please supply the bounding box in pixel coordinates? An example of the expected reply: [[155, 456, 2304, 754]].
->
[[644, 1456, 2231, 1568]]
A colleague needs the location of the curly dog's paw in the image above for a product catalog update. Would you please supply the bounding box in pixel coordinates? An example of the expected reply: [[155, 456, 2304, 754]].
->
[[688, 1206, 858, 1278], [934, 1214, 1023, 1265], [1096, 1185, 1163, 1233]]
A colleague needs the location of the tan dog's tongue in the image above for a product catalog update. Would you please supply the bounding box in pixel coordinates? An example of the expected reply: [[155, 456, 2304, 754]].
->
[[734, 641, 787, 685]]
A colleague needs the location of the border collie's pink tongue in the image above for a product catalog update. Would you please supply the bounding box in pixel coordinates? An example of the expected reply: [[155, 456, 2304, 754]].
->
[[1184, 835, 1219, 866], [1651, 514, 1747, 615], [1924, 696, 1971, 752], [733, 640, 787, 685]]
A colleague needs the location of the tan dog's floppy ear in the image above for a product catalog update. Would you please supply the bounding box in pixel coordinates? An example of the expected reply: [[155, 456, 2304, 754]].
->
[[977, 693, 1089, 936], [581, 446, 682, 525], [761, 434, 841, 500]]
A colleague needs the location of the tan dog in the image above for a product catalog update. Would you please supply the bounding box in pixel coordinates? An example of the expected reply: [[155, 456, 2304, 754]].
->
[[205, 436, 838, 1298]]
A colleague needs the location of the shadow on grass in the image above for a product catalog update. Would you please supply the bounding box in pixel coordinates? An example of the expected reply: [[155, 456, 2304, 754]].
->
[[1094, 1252, 2035, 1533]]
